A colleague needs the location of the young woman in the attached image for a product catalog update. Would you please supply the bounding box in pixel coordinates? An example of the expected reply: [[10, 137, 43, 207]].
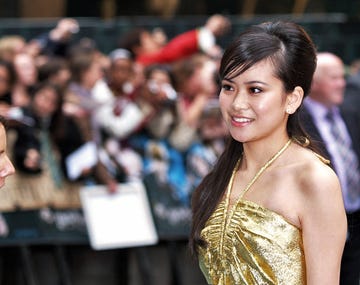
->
[[189, 21, 347, 284]]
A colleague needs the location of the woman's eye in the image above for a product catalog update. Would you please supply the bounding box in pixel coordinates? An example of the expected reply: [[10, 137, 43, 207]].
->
[[221, 84, 233, 91], [250, 87, 262, 94]]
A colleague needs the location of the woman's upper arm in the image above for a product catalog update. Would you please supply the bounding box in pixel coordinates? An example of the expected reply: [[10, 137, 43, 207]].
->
[[300, 167, 347, 285]]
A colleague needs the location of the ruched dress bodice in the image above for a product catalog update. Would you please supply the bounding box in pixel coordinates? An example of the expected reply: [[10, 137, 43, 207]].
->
[[199, 199, 306, 285]]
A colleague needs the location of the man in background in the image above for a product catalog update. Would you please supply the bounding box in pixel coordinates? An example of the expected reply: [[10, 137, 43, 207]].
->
[[300, 52, 360, 285]]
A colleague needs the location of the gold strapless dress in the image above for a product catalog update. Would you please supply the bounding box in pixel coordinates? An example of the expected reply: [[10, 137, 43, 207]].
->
[[198, 151, 306, 285], [199, 199, 305, 285]]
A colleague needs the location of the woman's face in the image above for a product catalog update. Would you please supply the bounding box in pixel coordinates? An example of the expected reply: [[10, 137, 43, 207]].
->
[[0, 124, 15, 188], [219, 59, 289, 143]]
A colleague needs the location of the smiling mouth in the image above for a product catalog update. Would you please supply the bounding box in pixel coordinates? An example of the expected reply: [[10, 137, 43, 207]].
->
[[232, 117, 253, 123]]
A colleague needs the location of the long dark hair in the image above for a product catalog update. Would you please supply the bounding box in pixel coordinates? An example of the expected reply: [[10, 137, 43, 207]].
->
[[189, 21, 318, 256]]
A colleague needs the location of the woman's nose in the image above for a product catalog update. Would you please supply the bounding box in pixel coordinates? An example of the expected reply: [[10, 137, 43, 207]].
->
[[232, 92, 248, 110], [1, 156, 15, 177]]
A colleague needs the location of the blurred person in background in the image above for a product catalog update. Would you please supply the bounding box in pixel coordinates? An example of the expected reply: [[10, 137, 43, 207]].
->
[[119, 14, 231, 67], [94, 48, 152, 140], [68, 37, 111, 78], [186, 99, 228, 193], [94, 48, 148, 183], [0, 60, 16, 118], [31, 18, 80, 59], [37, 57, 72, 92], [343, 59, 360, 126], [60, 49, 117, 192], [141, 63, 177, 140], [301, 52, 360, 285], [64, 51, 102, 142], [133, 63, 193, 204], [12, 52, 38, 107], [0, 35, 26, 63], [12, 82, 64, 194], [169, 53, 218, 152]]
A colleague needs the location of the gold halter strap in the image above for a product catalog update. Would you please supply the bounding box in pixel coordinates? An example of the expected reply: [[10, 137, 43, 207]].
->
[[225, 139, 292, 217]]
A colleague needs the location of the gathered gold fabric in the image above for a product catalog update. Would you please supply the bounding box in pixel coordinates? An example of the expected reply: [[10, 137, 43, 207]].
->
[[199, 199, 305, 284], [198, 141, 305, 284]]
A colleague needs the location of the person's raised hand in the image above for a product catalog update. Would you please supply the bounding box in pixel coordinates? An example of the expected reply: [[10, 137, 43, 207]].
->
[[205, 14, 231, 37]]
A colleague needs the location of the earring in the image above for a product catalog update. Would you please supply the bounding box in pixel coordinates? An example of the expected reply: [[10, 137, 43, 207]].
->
[[286, 108, 292, 114]]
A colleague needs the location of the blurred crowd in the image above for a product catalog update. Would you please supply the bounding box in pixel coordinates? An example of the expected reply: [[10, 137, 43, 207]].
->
[[0, 15, 360, 285], [0, 15, 231, 211], [0, 16, 233, 285]]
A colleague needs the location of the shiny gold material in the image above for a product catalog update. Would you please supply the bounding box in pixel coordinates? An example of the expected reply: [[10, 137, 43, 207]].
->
[[199, 139, 306, 284]]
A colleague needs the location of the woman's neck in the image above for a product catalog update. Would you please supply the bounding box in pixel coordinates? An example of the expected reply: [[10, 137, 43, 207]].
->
[[241, 136, 291, 171]]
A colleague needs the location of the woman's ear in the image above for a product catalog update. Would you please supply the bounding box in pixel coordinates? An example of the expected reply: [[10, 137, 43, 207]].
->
[[286, 86, 304, 114]]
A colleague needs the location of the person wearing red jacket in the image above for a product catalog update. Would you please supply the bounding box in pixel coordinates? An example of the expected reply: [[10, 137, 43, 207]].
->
[[119, 14, 231, 67]]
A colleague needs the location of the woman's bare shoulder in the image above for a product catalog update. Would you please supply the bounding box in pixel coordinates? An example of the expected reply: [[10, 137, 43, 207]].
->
[[292, 148, 342, 208], [299, 150, 340, 190]]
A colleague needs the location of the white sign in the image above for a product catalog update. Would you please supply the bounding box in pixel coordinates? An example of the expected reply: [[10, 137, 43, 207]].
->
[[80, 181, 158, 250]]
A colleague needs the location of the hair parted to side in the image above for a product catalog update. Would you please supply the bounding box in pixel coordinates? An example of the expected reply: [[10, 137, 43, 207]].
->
[[189, 21, 318, 256]]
